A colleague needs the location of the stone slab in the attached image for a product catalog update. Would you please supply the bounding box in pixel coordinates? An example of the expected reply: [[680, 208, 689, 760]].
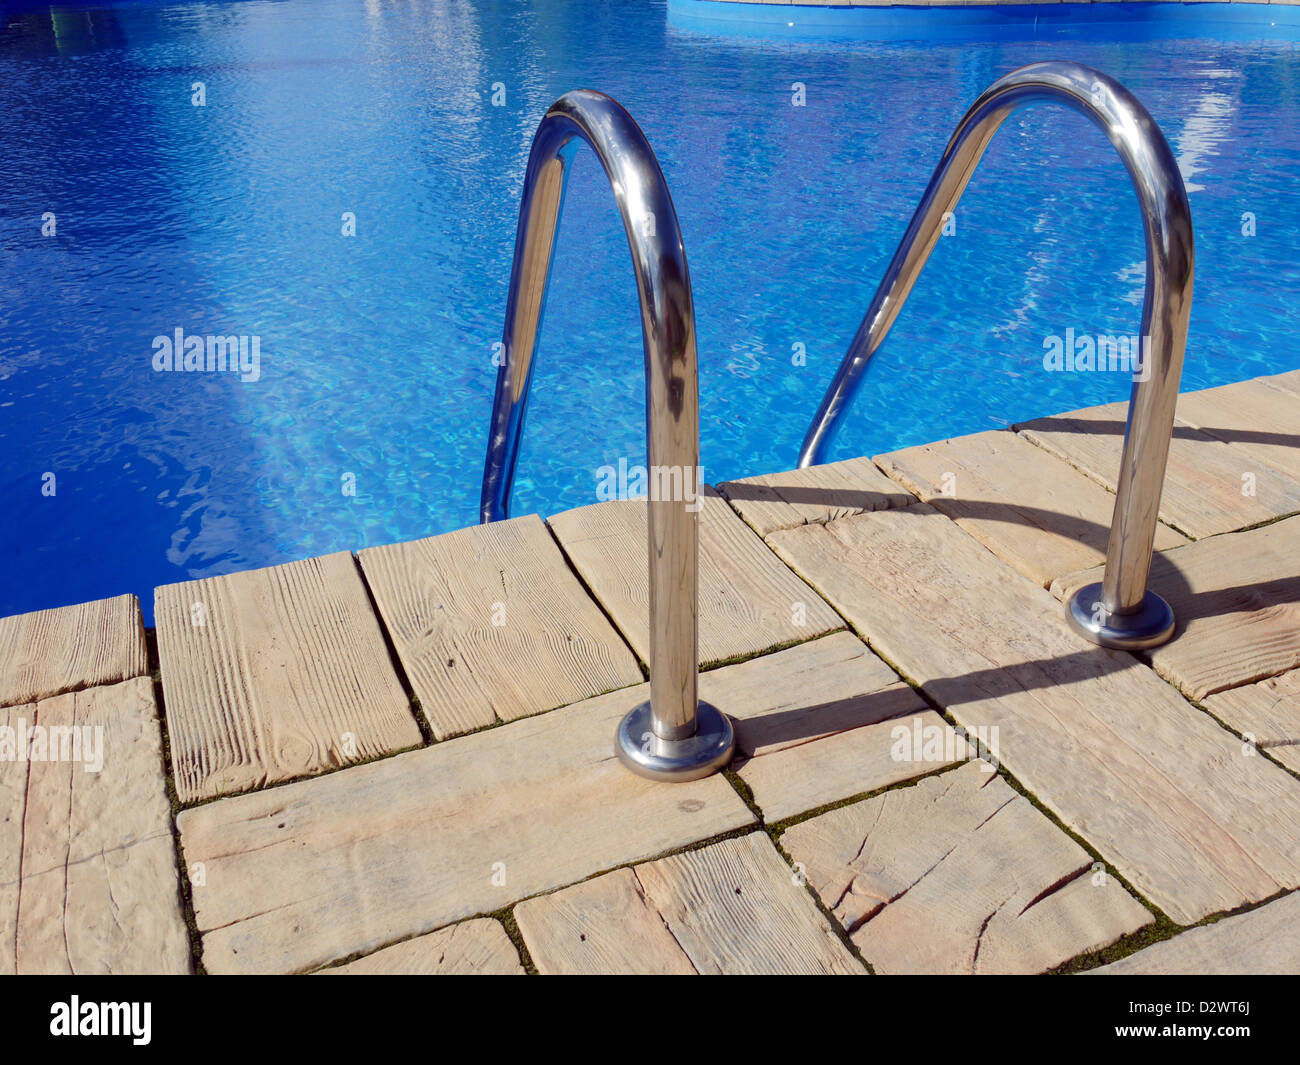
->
[[1019, 402, 1300, 539], [548, 491, 841, 668], [0, 594, 147, 709], [1203, 670, 1300, 774], [0, 678, 191, 974], [319, 918, 524, 975], [875, 429, 1184, 588], [358, 514, 642, 739], [782, 762, 1152, 974], [516, 833, 864, 975], [156, 552, 423, 803], [768, 503, 1300, 925], [177, 680, 754, 974], [1053, 515, 1300, 700], [718, 456, 913, 537], [1093, 890, 1300, 975]]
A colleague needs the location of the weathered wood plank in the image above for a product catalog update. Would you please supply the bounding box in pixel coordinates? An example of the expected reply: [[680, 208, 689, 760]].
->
[[1053, 516, 1300, 700], [358, 515, 642, 740], [1092, 890, 1300, 975], [875, 430, 1184, 588], [1, 678, 191, 974], [718, 457, 913, 537], [635, 833, 864, 975], [519, 834, 863, 975], [0, 594, 147, 709], [177, 680, 754, 974], [548, 491, 841, 668], [320, 918, 524, 975], [694, 631, 963, 821], [767, 504, 1300, 925], [782, 762, 1152, 974], [1174, 378, 1300, 484], [156, 552, 423, 804], [1203, 670, 1300, 774], [514, 868, 696, 975], [1019, 402, 1300, 538]]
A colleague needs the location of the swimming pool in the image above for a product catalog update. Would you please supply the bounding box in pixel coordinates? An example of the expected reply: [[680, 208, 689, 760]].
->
[[2, 0, 1298, 623]]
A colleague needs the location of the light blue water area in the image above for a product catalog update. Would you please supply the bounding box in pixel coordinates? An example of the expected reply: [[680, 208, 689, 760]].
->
[[1, 0, 1297, 622]]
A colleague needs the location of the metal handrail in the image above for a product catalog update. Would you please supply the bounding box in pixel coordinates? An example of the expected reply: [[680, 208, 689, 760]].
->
[[798, 61, 1195, 650], [480, 90, 733, 781]]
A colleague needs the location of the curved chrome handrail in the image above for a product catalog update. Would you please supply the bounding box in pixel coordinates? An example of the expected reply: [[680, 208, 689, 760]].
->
[[481, 90, 733, 781], [798, 61, 1195, 650]]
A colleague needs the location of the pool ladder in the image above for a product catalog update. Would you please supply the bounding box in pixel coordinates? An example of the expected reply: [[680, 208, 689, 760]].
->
[[481, 61, 1194, 782]]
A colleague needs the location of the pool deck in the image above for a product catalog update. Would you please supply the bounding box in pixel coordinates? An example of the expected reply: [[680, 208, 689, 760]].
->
[[3, 369, 1299, 975]]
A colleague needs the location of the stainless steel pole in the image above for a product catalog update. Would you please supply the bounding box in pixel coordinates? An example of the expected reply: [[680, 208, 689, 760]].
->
[[480, 90, 733, 780], [797, 62, 1194, 650]]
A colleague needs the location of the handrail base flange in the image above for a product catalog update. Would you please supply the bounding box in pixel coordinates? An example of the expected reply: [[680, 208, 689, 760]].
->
[[1066, 583, 1175, 651], [614, 700, 735, 782]]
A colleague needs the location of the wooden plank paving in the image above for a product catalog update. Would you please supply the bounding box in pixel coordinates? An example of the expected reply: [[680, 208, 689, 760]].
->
[[0, 594, 147, 709], [1202, 670, 1300, 774], [358, 515, 643, 740], [319, 918, 524, 975], [177, 678, 754, 975], [515, 833, 864, 975], [767, 503, 1300, 925], [876, 430, 1185, 587], [1174, 378, 1300, 484], [696, 632, 963, 822], [718, 456, 912, 537], [1092, 890, 1300, 975], [1053, 515, 1300, 700], [548, 490, 841, 668], [1, 678, 191, 974], [1018, 403, 1300, 539], [782, 762, 1152, 974], [155, 552, 423, 804]]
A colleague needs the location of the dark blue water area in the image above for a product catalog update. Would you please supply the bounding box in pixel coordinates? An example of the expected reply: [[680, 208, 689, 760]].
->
[[1, 0, 1297, 623]]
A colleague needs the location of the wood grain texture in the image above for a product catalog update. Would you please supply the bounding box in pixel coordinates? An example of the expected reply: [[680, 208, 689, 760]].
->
[[178, 679, 754, 974], [0, 595, 147, 709], [519, 834, 863, 975], [1174, 378, 1300, 483], [548, 491, 841, 668], [875, 429, 1184, 588], [514, 868, 696, 975], [319, 918, 524, 975], [1092, 890, 1300, 975], [718, 456, 913, 537], [782, 762, 1152, 974], [1203, 670, 1300, 774], [155, 551, 422, 804], [1, 678, 190, 974], [358, 514, 642, 740], [1053, 516, 1300, 700], [634, 833, 865, 975], [767, 503, 1300, 925], [1018, 402, 1300, 539]]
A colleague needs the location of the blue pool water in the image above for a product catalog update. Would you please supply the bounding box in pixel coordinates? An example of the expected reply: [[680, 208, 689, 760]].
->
[[2, 0, 1299, 623]]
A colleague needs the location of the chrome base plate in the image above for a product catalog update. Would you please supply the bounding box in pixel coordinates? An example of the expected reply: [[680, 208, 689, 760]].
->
[[1066, 582, 1175, 650], [614, 700, 735, 782]]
